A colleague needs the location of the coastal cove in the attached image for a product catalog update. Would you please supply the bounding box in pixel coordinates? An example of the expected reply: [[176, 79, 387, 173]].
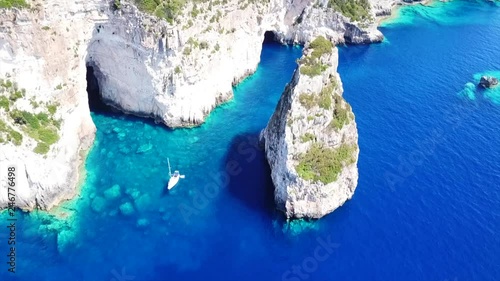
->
[[1, 1, 500, 281]]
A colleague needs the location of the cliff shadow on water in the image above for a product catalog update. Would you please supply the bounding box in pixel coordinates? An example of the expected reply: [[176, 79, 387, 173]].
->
[[221, 132, 278, 219], [220, 132, 321, 234], [217, 33, 305, 224]]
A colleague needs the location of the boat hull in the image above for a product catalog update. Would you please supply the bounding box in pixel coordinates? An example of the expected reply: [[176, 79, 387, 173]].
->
[[168, 176, 180, 190]]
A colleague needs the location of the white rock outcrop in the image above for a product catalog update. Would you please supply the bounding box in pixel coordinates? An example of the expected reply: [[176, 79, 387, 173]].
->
[[86, 0, 385, 127], [0, 0, 396, 210], [261, 42, 359, 219], [0, 1, 99, 210]]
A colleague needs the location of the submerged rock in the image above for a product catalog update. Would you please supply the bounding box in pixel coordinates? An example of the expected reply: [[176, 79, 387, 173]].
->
[[479, 76, 499, 88], [125, 187, 141, 200], [137, 218, 150, 228], [103, 184, 121, 200], [136, 143, 153, 154], [57, 229, 76, 254], [119, 202, 135, 216], [261, 37, 359, 219], [90, 196, 107, 213], [117, 132, 127, 140]]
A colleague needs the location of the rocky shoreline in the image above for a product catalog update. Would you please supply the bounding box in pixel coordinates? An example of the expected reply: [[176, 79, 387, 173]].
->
[[0, 0, 396, 211]]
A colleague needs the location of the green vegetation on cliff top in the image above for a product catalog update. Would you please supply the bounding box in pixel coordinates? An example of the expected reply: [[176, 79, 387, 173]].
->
[[309, 36, 334, 60], [0, 120, 23, 146], [0, 78, 61, 154], [297, 76, 352, 130], [300, 133, 315, 143], [132, 0, 370, 30], [299, 93, 316, 110], [298, 77, 337, 110], [328, 0, 372, 22], [296, 142, 357, 184], [113, 0, 122, 10], [329, 94, 353, 131], [299, 36, 333, 77], [0, 0, 27, 9], [134, 0, 186, 23]]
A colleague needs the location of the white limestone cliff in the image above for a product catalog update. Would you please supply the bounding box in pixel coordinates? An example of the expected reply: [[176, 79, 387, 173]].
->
[[261, 42, 358, 219], [0, 0, 396, 210], [86, 0, 385, 128], [0, 1, 99, 209]]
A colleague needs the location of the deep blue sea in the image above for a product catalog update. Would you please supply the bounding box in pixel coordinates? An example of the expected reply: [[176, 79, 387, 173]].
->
[[2, 1, 500, 280]]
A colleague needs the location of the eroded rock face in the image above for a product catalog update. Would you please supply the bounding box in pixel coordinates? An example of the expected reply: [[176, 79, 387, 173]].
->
[[0, 1, 98, 210], [0, 0, 395, 210], [479, 76, 499, 88], [84, 0, 385, 128], [369, 0, 397, 17], [261, 41, 359, 219]]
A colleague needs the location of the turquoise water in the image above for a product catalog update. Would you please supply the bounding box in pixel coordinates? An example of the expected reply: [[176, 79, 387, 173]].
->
[[381, 0, 500, 27], [2, 1, 500, 280], [2, 43, 305, 281]]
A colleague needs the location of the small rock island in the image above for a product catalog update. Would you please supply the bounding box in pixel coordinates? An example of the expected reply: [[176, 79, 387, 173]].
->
[[261, 37, 359, 219], [479, 76, 499, 88]]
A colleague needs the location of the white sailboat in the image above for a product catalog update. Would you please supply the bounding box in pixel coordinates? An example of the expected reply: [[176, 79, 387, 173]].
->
[[167, 158, 185, 190]]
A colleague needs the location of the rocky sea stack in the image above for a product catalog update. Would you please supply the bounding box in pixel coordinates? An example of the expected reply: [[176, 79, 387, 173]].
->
[[479, 76, 499, 88], [0, 0, 391, 210], [261, 37, 359, 219]]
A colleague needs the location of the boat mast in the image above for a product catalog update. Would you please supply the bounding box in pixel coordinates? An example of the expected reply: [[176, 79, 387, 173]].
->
[[167, 158, 172, 177]]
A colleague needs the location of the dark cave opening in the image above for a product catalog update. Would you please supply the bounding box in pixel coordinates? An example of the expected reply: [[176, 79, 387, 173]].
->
[[86, 65, 112, 113], [263, 31, 279, 44]]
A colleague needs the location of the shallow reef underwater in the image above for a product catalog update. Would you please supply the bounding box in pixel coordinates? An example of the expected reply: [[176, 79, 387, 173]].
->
[[458, 71, 500, 104], [381, 0, 500, 27], [1, 1, 500, 280]]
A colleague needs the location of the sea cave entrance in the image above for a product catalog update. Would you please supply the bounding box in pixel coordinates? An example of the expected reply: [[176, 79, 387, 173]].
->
[[86, 65, 112, 113], [263, 30, 280, 44]]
